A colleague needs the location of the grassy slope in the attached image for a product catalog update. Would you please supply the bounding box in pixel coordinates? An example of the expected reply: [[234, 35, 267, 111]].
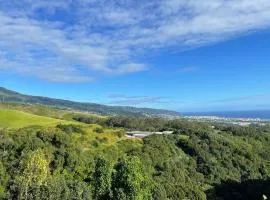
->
[[0, 103, 106, 121], [0, 108, 70, 129], [0, 106, 138, 156], [0, 107, 132, 144]]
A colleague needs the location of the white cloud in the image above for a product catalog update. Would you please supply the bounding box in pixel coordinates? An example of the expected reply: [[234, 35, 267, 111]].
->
[[0, 0, 270, 82], [107, 93, 185, 106], [108, 94, 168, 106], [112, 63, 148, 74]]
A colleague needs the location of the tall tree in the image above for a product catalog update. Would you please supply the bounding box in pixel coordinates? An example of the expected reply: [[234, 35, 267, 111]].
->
[[17, 149, 50, 200], [112, 156, 152, 200], [93, 158, 113, 200]]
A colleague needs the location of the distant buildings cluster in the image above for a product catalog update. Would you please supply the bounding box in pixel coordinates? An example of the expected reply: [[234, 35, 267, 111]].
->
[[183, 115, 269, 126], [184, 115, 263, 122]]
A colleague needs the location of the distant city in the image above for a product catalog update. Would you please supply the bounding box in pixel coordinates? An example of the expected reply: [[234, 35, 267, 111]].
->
[[182, 111, 270, 126], [183, 110, 270, 120]]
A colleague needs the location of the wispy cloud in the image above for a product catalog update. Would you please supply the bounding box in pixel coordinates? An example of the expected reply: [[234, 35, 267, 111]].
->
[[1, 0, 270, 82], [210, 94, 270, 103], [108, 94, 151, 99], [107, 94, 171, 106]]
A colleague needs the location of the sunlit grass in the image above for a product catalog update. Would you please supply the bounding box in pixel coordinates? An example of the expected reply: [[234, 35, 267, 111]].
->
[[0, 108, 78, 129]]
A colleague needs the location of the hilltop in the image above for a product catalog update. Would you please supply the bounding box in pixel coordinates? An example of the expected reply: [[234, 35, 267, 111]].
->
[[0, 87, 180, 117]]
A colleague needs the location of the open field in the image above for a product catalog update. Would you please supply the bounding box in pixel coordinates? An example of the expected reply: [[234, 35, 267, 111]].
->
[[0, 107, 130, 147], [0, 108, 71, 129], [0, 103, 107, 121]]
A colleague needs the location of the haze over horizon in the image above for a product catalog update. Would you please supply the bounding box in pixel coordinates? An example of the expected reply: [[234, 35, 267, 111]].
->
[[1, 0, 270, 112]]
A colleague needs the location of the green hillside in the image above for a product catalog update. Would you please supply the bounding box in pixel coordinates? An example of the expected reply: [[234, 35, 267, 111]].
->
[[0, 105, 270, 200], [0, 115, 269, 199], [0, 109, 67, 128], [0, 87, 180, 117]]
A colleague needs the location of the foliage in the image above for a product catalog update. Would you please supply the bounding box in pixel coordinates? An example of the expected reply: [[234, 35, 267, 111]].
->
[[93, 158, 113, 200], [94, 127, 104, 134], [0, 162, 9, 198], [56, 124, 84, 134], [207, 179, 270, 200], [17, 149, 50, 200], [0, 106, 270, 199], [112, 156, 153, 200]]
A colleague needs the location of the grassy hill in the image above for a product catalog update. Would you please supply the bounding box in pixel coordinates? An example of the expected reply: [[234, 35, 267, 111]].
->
[[0, 106, 128, 146], [0, 87, 180, 117], [0, 109, 69, 129]]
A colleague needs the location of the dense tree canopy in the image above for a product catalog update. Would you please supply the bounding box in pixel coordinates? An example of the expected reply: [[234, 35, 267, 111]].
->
[[0, 116, 270, 199]]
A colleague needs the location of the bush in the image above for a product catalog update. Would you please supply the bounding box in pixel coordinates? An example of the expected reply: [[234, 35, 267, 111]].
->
[[56, 124, 84, 134], [94, 127, 104, 133]]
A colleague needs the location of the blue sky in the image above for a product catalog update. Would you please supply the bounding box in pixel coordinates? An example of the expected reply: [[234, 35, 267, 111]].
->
[[0, 0, 270, 112]]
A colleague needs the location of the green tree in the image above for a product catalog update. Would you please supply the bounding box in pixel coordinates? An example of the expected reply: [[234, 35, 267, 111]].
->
[[0, 161, 9, 198], [17, 149, 50, 200], [93, 158, 113, 200], [112, 156, 152, 200]]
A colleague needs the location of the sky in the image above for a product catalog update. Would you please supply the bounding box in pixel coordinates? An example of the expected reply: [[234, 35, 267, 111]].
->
[[0, 0, 270, 112]]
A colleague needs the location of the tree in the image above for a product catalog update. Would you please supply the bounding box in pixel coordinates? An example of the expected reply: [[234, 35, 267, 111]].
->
[[0, 161, 9, 198], [93, 158, 113, 200], [17, 149, 50, 200], [112, 156, 152, 200]]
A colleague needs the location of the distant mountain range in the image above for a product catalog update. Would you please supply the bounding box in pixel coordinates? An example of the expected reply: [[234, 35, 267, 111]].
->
[[0, 87, 180, 117]]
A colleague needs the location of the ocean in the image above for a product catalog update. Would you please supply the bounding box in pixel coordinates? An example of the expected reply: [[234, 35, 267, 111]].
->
[[183, 110, 270, 120]]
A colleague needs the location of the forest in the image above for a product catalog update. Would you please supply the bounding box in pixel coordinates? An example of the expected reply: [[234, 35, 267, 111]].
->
[[0, 105, 270, 199]]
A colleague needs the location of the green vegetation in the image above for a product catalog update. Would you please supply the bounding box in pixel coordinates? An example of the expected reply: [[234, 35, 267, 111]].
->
[[0, 87, 180, 116], [0, 109, 65, 128], [0, 104, 270, 199]]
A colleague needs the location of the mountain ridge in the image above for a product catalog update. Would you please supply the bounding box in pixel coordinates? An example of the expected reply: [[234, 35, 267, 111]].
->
[[0, 87, 180, 117]]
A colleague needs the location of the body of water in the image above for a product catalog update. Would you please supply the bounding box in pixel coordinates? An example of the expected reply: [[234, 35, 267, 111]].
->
[[183, 110, 270, 120]]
